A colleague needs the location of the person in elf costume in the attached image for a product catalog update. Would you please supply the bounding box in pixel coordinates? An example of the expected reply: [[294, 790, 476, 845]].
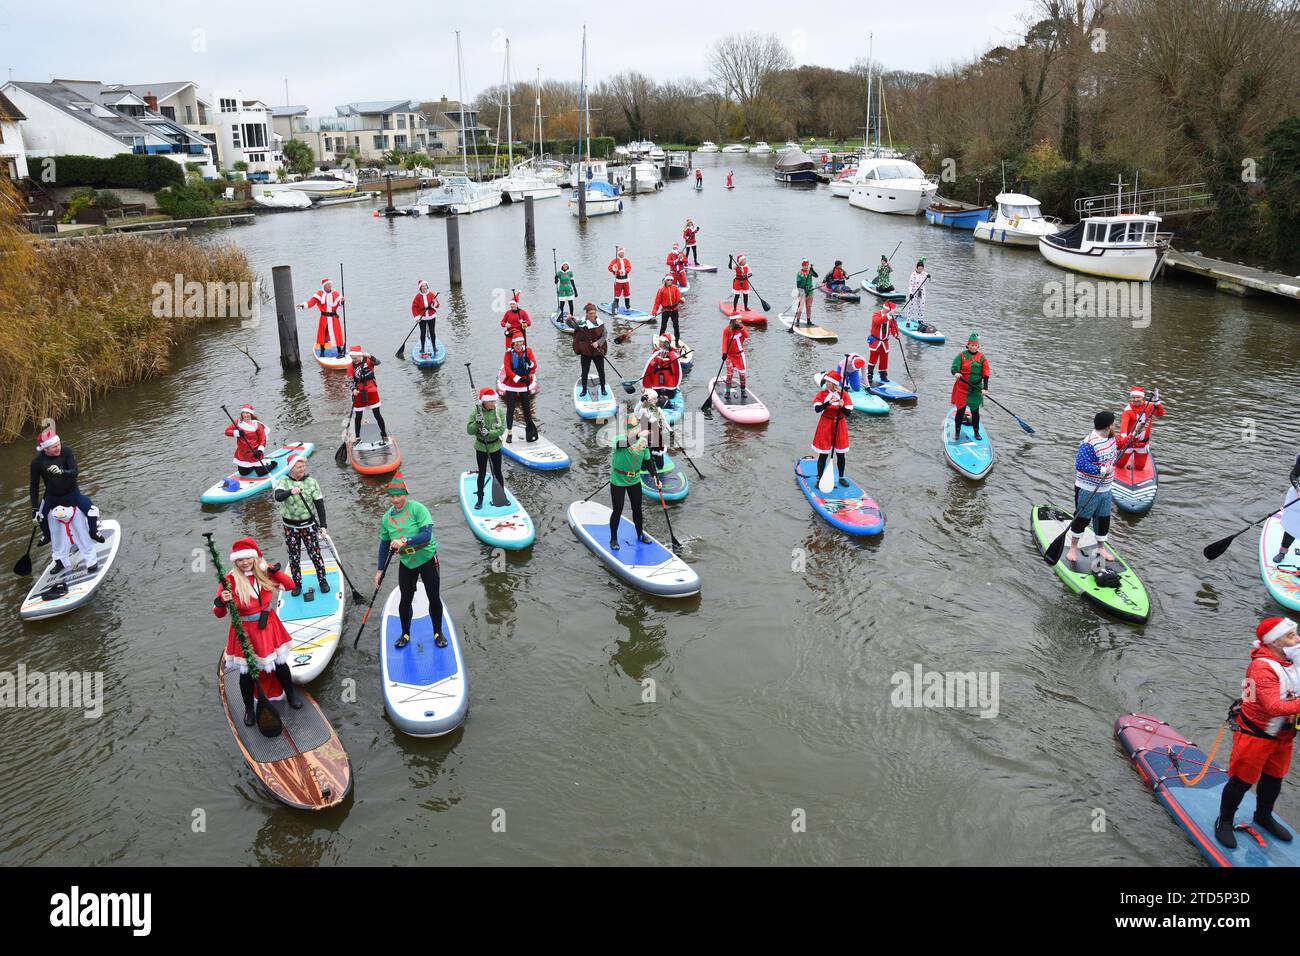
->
[[812, 369, 853, 487], [1215, 616, 1300, 849], [500, 293, 532, 347], [409, 279, 440, 357], [467, 387, 507, 511], [29, 419, 103, 547], [272, 453, 329, 597], [792, 259, 818, 325], [297, 277, 345, 357], [1116, 386, 1165, 470], [722, 315, 748, 399], [608, 410, 659, 551], [950, 332, 990, 441], [874, 254, 894, 293], [214, 536, 300, 725], [554, 262, 579, 319], [374, 472, 444, 649], [867, 301, 899, 384], [348, 346, 390, 443]]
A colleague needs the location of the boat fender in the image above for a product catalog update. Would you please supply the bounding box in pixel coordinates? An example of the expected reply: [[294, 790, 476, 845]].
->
[[618, 201, 624, 212], [1012, 215, 1021, 228]]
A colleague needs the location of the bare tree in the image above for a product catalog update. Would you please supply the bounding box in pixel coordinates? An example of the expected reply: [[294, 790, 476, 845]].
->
[[707, 32, 794, 136]]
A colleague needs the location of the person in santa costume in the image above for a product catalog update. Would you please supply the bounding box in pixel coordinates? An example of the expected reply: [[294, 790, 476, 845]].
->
[[641, 335, 682, 403], [950, 332, 990, 440], [224, 404, 270, 476], [375, 472, 444, 649], [272, 453, 329, 597], [568, 302, 608, 397], [812, 369, 853, 487], [867, 300, 899, 384], [826, 260, 848, 293], [683, 218, 700, 264], [500, 293, 531, 346], [667, 243, 688, 288], [1215, 616, 1300, 848], [46, 504, 97, 576], [1116, 386, 1164, 470], [693, 168, 703, 189], [348, 346, 390, 442], [500, 334, 539, 442], [467, 388, 507, 510], [731, 254, 753, 312], [554, 262, 579, 319], [1273, 453, 1300, 565], [296, 277, 345, 357], [608, 247, 633, 314], [214, 536, 300, 725], [722, 314, 749, 399], [906, 258, 930, 321], [409, 279, 440, 356], [725, 170, 734, 188], [836, 353, 868, 392], [652, 274, 685, 343], [29, 419, 102, 548]]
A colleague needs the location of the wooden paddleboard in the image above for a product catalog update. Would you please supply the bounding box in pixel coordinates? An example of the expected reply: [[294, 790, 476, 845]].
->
[[778, 310, 837, 341]]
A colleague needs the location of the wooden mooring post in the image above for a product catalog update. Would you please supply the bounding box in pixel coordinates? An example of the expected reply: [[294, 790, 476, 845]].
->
[[272, 265, 301, 370]]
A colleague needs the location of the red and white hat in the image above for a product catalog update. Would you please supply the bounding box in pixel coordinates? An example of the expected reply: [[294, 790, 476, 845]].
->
[[417, 278, 428, 289], [1255, 617, 1298, 648], [236, 404, 258, 431], [36, 423, 60, 452], [511, 334, 526, 345], [818, 369, 843, 388], [230, 537, 263, 564], [883, 300, 896, 311], [321, 277, 332, 285], [478, 387, 497, 402], [662, 274, 674, 284], [737, 254, 747, 263], [1129, 387, 1145, 400], [844, 354, 866, 372], [349, 344, 364, 356], [285, 453, 305, 469]]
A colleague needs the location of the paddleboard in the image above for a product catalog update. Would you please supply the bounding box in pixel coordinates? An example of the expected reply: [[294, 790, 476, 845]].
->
[[566, 499, 700, 597], [218, 654, 352, 809], [409, 338, 446, 367], [942, 407, 992, 481], [575, 378, 618, 419], [598, 302, 654, 322], [458, 471, 535, 549], [1113, 454, 1159, 514], [843, 385, 890, 416], [818, 282, 861, 303], [1030, 504, 1150, 623], [899, 319, 945, 344], [200, 442, 314, 504], [278, 536, 345, 684], [718, 300, 767, 325], [1260, 513, 1300, 612], [708, 375, 770, 424], [660, 390, 685, 427], [345, 420, 401, 476], [794, 456, 885, 537], [501, 424, 570, 470], [685, 263, 717, 273], [314, 345, 351, 370], [778, 310, 837, 341], [677, 343, 695, 371], [1116, 712, 1300, 867], [861, 279, 907, 301], [675, 277, 691, 293], [550, 308, 575, 332], [380, 585, 468, 737], [641, 451, 689, 502], [868, 378, 917, 401], [19, 519, 122, 621]]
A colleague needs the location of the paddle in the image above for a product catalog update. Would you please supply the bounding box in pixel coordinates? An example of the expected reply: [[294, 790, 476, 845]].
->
[[667, 426, 705, 479], [955, 377, 1035, 435], [727, 254, 770, 312], [338, 261, 349, 353], [601, 356, 639, 395], [12, 525, 38, 577], [818, 358, 850, 493], [202, 531, 282, 738], [552, 248, 562, 322], [314, 528, 366, 605], [466, 363, 509, 508], [614, 320, 649, 346], [395, 323, 417, 360], [352, 555, 390, 649], [646, 457, 683, 553], [1204, 489, 1300, 560], [333, 407, 352, 466]]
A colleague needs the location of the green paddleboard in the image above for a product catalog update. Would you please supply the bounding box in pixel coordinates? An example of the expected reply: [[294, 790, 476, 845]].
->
[[1030, 504, 1150, 624]]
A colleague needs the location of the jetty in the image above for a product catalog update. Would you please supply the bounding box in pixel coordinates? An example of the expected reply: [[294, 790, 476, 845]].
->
[[1163, 248, 1300, 304]]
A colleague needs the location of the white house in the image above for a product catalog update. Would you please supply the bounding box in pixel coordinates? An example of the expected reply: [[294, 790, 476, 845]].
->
[[211, 90, 282, 176], [116, 82, 219, 175], [0, 91, 28, 180]]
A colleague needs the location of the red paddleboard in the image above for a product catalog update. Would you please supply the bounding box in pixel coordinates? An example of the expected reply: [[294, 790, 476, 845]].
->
[[1113, 453, 1158, 514], [718, 300, 767, 325]]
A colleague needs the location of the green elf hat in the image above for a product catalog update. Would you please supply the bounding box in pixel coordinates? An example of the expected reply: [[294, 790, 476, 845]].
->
[[966, 331, 980, 343], [386, 471, 409, 496], [917, 257, 926, 265]]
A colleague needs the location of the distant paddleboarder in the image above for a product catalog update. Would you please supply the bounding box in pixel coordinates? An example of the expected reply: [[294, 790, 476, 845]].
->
[[297, 277, 345, 356], [272, 453, 329, 597], [1065, 411, 1119, 566], [812, 369, 853, 487], [906, 258, 929, 322], [731, 254, 753, 312], [467, 388, 507, 511], [722, 315, 749, 399], [1117, 387, 1164, 471], [410, 279, 440, 356], [608, 247, 633, 314], [641, 335, 682, 404], [726, 170, 734, 188], [826, 260, 848, 293], [874, 255, 895, 293], [348, 346, 390, 444], [500, 293, 531, 346], [374, 472, 443, 649], [693, 169, 703, 190], [554, 262, 578, 319], [568, 301, 608, 397], [667, 243, 688, 288], [225, 404, 270, 477], [950, 332, 990, 441], [792, 259, 818, 325]]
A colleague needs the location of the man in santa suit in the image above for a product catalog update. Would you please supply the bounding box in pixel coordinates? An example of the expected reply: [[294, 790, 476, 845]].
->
[[608, 247, 633, 314], [499, 335, 539, 442], [731, 254, 753, 312], [224, 404, 270, 476], [296, 277, 345, 356], [868, 301, 899, 384], [812, 369, 853, 487], [1216, 617, 1300, 848], [214, 536, 300, 726], [667, 243, 687, 288], [722, 315, 749, 399], [410, 279, 440, 356], [641, 335, 682, 403], [683, 218, 700, 264], [47, 504, 97, 576], [500, 293, 531, 347], [837, 353, 868, 392], [651, 274, 685, 343], [348, 346, 390, 443], [1116, 386, 1164, 470]]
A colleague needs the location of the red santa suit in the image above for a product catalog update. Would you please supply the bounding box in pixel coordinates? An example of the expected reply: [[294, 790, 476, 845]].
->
[[722, 323, 748, 383], [725, 172, 734, 188], [868, 304, 899, 375], [683, 223, 699, 248], [411, 288, 439, 321], [812, 371, 853, 454], [608, 254, 632, 299], [348, 349, 382, 409], [641, 345, 682, 393], [1228, 620, 1300, 786], [499, 345, 538, 392], [215, 556, 295, 700], [500, 302, 531, 346], [1117, 388, 1164, 468], [224, 407, 268, 469], [732, 259, 752, 293], [667, 248, 687, 286], [300, 282, 345, 354]]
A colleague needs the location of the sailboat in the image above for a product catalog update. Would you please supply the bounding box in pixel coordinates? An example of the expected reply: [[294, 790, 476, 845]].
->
[[491, 42, 561, 203], [569, 27, 622, 218], [418, 32, 502, 215]]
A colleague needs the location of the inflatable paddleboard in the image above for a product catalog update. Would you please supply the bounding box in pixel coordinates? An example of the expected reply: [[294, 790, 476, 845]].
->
[[718, 300, 767, 325], [1116, 712, 1300, 867], [574, 378, 618, 419], [868, 378, 917, 401], [278, 536, 345, 684], [708, 375, 770, 424], [1260, 513, 1300, 612], [345, 420, 401, 476], [409, 338, 446, 367], [314, 345, 351, 370], [218, 654, 352, 809], [19, 519, 122, 621], [899, 319, 945, 343], [685, 263, 717, 273], [200, 442, 314, 504], [501, 425, 570, 470], [380, 586, 468, 737], [598, 302, 654, 322], [778, 310, 837, 342], [817, 282, 861, 303], [459, 471, 534, 549], [675, 277, 691, 293], [550, 308, 575, 332], [794, 456, 885, 537], [676, 343, 695, 371], [1113, 454, 1158, 514], [1030, 504, 1150, 623], [660, 390, 684, 427], [943, 407, 992, 481], [843, 385, 890, 416], [861, 279, 906, 301], [641, 451, 689, 502], [567, 500, 700, 597]]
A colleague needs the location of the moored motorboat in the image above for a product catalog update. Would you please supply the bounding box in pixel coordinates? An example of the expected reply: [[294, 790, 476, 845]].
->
[[569, 179, 623, 216], [973, 192, 1062, 246], [847, 158, 938, 215], [697, 141, 719, 153], [1039, 212, 1168, 281], [773, 147, 819, 184]]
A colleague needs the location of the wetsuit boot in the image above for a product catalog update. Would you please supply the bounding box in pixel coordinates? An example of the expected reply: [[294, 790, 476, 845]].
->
[[1254, 773, 1294, 841]]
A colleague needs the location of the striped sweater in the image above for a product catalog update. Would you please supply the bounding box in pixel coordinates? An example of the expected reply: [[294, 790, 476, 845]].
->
[[1075, 431, 1117, 493]]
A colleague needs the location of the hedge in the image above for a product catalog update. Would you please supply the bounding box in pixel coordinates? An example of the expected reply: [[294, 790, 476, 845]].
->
[[39, 154, 185, 192], [542, 136, 616, 159]]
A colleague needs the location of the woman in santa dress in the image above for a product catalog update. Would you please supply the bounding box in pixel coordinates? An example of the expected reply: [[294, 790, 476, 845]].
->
[[214, 536, 301, 725], [812, 369, 853, 488], [224, 403, 269, 476]]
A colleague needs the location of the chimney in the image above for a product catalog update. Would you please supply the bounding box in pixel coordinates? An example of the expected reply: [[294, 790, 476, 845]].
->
[[144, 91, 158, 112]]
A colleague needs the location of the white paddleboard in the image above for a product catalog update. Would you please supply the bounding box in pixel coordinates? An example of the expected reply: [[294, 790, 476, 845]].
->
[[20, 519, 122, 620], [380, 584, 468, 737], [566, 500, 700, 598], [279, 536, 347, 683], [501, 425, 571, 470]]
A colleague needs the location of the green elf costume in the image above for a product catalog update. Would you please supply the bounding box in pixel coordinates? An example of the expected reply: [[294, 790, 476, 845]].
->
[[950, 331, 990, 440], [794, 259, 818, 324], [467, 386, 507, 510], [874, 255, 894, 293], [608, 412, 658, 550], [554, 262, 578, 318], [375, 471, 443, 648]]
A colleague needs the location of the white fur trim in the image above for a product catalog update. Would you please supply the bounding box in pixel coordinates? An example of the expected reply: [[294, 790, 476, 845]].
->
[[230, 548, 258, 562], [1261, 618, 1297, 645]]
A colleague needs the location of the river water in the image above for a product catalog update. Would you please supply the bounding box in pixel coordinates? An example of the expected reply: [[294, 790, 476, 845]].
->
[[1, 155, 1296, 866]]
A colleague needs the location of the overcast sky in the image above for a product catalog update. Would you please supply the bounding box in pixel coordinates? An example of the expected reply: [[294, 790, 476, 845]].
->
[[3, 0, 1032, 113]]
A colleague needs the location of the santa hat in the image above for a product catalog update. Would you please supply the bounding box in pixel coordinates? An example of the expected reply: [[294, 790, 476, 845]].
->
[[656, 334, 671, 348], [846, 355, 866, 372], [511, 334, 526, 345], [737, 254, 747, 263], [285, 453, 305, 470], [511, 290, 521, 304], [321, 277, 332, 285], [386, 472, 409, 496], [616, 246, 625, 254], [478, 387, 497, 402], [671, 242, 680, 250], [818, 369, 843, 388], [236, 404, 259, 431], [663, 274, 674, 284], [1255, 617, 1297, 648], [349, 345, 365, 357], [230, 537, 262, 564], [883, 300, 897, 311], [800, 259, 809, 267], [1129, 387, 1145, 400], [36, 419, 60, 451], [417, 278, 428, 289]]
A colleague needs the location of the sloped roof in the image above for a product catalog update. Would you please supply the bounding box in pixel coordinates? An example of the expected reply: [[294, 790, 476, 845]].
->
[[9, 80, 205, 149], [272, 105, 309, 117], [117, 81, 195, 103], [0, 91, 26, 122], [338, 100, 419, 116]]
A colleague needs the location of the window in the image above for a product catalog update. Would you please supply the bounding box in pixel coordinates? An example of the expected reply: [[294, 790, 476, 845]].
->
[[185, 105, 194, 125], [373, 135, 384, 150], [241, 124, 267, 148], [231, 128, 241, 148], [394, 135, 407, 148], [397, 114, 406, 129], [1109, 223, 1128, 242], [220, 98, 237, 113], [1085, 223, 1101, 242]]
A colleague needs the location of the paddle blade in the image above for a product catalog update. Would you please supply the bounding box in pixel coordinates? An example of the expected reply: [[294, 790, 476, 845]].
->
[[256, 698, 283, 738], [489, 475, 509, 509], [13, 553, 32, 576], [1015, 416, 1035, 435], [334, 441, 348, 466], [817, 462, 835, 494], [1043, 529, 1069, 566], [396, 344, 406, 359], [1202, 534, 1238, 561], [758, 297, 770, 312], [622, 381, 637, 395]]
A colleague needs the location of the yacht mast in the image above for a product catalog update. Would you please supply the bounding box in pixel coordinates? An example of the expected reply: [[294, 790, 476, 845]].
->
[[505, 38, 514, 171], [865, 34, 873, 158], [456, 30, 469, 175]]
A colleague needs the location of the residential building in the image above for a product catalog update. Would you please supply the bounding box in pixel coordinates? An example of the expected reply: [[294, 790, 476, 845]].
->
[[117, 81, 218, 173], [273, 100, 432, 164], [212, 90, 282, 176], [419, 97, 493, 156], [0, 91, 28, 180]]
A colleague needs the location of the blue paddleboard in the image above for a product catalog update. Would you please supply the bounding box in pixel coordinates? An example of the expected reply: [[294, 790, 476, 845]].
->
[[793, 456, 885, 537], [380, 586, 467, 737], [942, 407, 993, 480], [410, 338, 446, 367]]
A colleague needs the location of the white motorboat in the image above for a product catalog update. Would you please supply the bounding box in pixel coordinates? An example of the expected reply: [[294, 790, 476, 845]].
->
[[569, 159, 609, 188], [626, 140, 652, 157], [252, 188, 312, 210], [721, 143, 749, 153], [784, 141, 799, 149], [281, 172, 357, 199], [1039, 212, 1168, 281], [568, 179, 622, 217], [647, 143, 665, 161], [828, 166, 863, 198], [417, 175, 503, 215], [847, 158, 938, 215], [697, 141, 719, 153], [613, 160, 660, 193], [973, 192, 1061, 246], [751, 141, 773, 155]]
